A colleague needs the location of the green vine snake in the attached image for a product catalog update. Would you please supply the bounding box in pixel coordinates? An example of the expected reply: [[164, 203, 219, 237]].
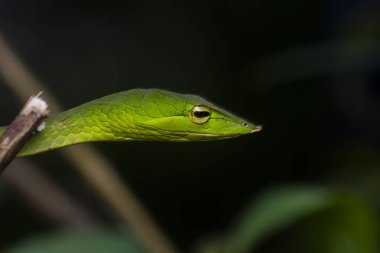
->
[[0, 89, 262, 157]]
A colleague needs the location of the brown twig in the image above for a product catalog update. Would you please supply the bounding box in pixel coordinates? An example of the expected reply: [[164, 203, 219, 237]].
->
[[0, 94, 49, 172]]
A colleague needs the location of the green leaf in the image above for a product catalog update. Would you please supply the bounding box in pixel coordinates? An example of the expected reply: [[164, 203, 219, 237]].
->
[[5, 231, 144, 253], [303, 194, 379, 253], [225, 185, 332, 253]]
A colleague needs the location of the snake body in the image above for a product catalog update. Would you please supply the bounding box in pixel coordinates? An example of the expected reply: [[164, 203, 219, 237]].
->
[[0, 89, 261, 157]]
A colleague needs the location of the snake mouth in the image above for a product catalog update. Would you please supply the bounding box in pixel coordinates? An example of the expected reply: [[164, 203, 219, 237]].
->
[[179, 132, 242, 141], [251, 125, 263, 133], [149, 128, 242, 141]]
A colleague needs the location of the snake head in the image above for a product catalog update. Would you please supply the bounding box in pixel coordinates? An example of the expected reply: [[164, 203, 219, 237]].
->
[[128, 89, 262, 141]]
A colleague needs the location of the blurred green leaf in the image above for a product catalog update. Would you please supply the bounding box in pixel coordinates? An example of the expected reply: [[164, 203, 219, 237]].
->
[[303, 194, 378, 253], [213, 185, 379, 253], [5, 231, 144, 253], [225, 186, 332, 253]]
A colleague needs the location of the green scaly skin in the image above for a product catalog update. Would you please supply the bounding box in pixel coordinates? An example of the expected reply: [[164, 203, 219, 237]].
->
[[0, 89, 261, 157]]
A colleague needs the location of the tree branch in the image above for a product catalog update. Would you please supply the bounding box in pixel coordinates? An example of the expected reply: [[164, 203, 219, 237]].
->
[[0, 94, 49, 173]]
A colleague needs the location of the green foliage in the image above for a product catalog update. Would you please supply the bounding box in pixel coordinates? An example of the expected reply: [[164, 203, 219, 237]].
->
[[225, 186, 332, 253], [5, 231, 143, 253], [199, 186, 378, 253], [302, 194, 378, 253]]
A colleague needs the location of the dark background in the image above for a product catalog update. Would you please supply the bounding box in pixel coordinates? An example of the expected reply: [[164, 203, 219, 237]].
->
[[0, 0, 379, 252]]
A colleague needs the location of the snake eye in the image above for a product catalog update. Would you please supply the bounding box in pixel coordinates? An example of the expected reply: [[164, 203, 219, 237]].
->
[[189, 105, 211, 124]]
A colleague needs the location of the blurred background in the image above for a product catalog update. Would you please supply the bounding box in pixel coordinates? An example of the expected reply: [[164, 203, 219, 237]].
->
[[0, 0, 379, 253]]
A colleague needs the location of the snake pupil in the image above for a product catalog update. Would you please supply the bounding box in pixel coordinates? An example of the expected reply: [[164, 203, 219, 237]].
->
[[194, 111, 210, 118], [189, 105, 211, 124]]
